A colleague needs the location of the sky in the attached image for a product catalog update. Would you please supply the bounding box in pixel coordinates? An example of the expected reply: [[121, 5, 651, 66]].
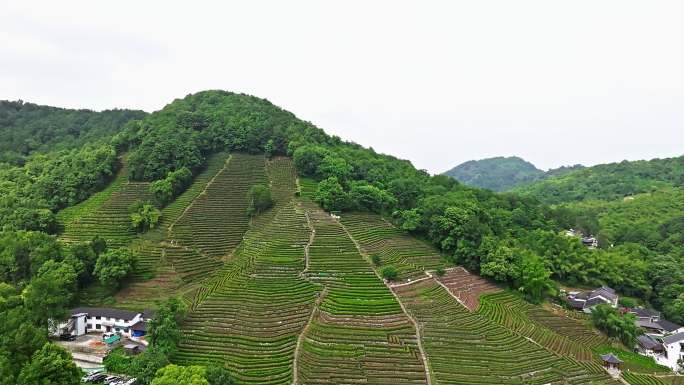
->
[[2, 1, 683, 173]]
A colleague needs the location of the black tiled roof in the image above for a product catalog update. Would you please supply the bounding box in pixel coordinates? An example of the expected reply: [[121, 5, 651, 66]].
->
[[630, 308, 660, 318], [658, 319, 682, 332], [637, 335, 663, 350], [600, 353, 623, 364], [71, 307, 139, 321], [663, 332, 684, 345]]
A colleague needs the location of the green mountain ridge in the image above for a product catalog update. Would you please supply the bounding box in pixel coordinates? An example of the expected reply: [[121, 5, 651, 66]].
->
[[0, 90, 681, 385], [443, 156, 583, 191]]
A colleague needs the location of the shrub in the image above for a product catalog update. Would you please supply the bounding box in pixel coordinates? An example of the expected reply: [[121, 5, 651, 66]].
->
[[382, 266, 398, 281], [130, 200, 161, 232], [246, 184, 274, 216], [371, 254, 381, 266], [94, 249, 136, 288]]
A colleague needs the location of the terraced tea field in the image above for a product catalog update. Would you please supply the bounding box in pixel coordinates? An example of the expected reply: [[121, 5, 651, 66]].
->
[[622, 373, 670, 385], [59, 178, 153, 248], [478, 292, 602, 361], [176, 202, 320, 384], [130, 152, 231, 278], [340, 212, 446, 281], [434, 267, 500, 310], [79, 153, 632, 385], [170, 153, 267, 259], [393, 279, 620, 385], [297, 206, 428, 384]]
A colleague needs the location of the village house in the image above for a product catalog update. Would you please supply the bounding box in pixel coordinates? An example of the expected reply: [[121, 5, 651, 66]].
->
[[636, 334, 664, 357], [658, 332, 684, 371], [566, 286, 618, 311], [53, 307, 154, 340], [628, 308, 684, 336], [564, 229, 598, 248]]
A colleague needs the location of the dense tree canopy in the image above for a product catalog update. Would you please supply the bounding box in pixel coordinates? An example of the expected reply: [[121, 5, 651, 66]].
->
[[17, 343, 82, 385], [0, 100, 145, 165], [443, 156, 583, 192], [94, 248, 136, 288], [515, 156, 684, 204]]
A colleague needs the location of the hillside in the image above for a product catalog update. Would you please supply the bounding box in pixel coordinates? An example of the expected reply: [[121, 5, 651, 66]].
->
[[0, 91, 679, 385], [0, 100, 146, 164], [443, 156, 545, 191], [443, 156, 583, 191], [514, 155, 684, 204]]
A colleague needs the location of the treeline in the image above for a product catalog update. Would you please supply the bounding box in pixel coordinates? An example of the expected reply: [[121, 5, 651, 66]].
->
[[0, 100, 145, 165], [554, 188, 684, 324], [0, 144, 119, 232], [0, 233, 138, 383], [114, 90, 327, 182], [514, 155, 684, 204], [443, 156, 584, 192]]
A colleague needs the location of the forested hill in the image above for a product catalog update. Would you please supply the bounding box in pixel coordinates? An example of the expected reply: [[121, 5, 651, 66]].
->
[[443, 156, 545, 191], [1, 90, 682, 384], [443, 156, 583, 191], [514, 156, 684, 204], [0, 100, 146, 165]]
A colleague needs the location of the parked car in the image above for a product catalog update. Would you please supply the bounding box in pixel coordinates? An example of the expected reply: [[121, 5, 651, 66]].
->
[[103, 375, 122, 385], [59, 333, 76, 341], [85, 373, 107, 383]]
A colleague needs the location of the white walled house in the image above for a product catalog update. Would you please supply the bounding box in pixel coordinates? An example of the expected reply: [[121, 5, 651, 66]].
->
[[658, 332, 684, 371], [53, 307, 154, 339], [567, 286, 618, 311]]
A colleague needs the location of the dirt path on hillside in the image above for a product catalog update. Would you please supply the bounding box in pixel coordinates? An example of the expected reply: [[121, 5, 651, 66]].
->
[[291, 287, 328, 385], [167, 154, 232, 237], [338, 219, 434, 385]]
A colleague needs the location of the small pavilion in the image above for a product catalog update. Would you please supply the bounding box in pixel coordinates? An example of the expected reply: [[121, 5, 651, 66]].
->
[[600, 353, 623, 374]]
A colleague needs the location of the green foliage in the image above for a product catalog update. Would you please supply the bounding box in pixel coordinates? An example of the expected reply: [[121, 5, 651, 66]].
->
[[435, 267, 445, 277], [0, 100, 145, 164], [371, 254, 381, 266], [129, 348, 171, 385], [618, 297, 638, 308], [130, 200, 161, 232], [17, 343, 82, 385], [103, 347, 132, 374], [314, 177, 349, 212], [517, 252, 556, 303], [123, 91, 325, 182], [148, 298, 187, 355], [381, 266, 398, 281], [0, 284, 49, 383], [246, 184, 274, 216], [349, 183, 397, 213], [150, 167, 193, 206], [0, 144, 119, 232], [152, 365, 209, 385], [105, 346, 170, 385], [204, 365, 236, 385], [94, 248, 135, 288], [591, 304, 642, 348], [23, 260, 77, 326], [444, 156, 548, 191], [516, 155, 684, 204]]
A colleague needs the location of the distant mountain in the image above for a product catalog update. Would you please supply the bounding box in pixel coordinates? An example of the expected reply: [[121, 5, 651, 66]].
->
[[443, 156, 546, 191], [514, 156, 684, 204]]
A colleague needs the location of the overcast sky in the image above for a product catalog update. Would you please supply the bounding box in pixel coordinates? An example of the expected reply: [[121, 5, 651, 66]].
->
[[2, 1, 683, 173]]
